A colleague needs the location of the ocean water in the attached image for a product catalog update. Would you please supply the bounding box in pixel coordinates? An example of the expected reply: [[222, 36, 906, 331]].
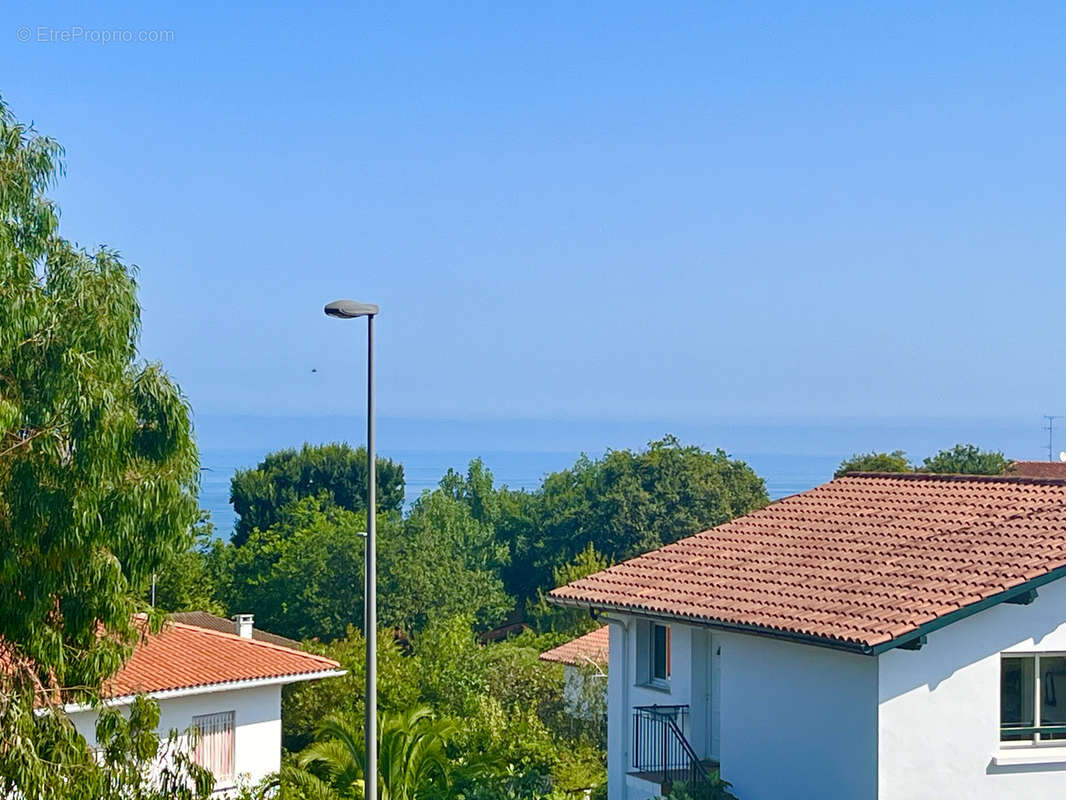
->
[[198, 447, 840, 540], [195, 413, 1051, 540]]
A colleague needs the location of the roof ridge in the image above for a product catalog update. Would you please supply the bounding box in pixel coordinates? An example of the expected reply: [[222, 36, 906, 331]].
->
[[842, 472, 1066, 486], [166, 622, 338, 668]]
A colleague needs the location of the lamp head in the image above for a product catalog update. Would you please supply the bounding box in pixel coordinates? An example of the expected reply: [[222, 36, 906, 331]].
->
[[324, 300, 379, 319]]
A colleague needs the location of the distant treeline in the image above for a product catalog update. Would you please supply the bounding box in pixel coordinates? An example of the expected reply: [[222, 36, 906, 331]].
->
[[157, 435, 770, 641]]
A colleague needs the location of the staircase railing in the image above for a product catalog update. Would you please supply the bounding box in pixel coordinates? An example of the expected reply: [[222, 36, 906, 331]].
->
[[632, 704, 709, 786]]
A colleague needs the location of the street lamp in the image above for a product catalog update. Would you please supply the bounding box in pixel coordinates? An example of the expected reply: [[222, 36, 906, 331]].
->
[[324, 298, 379, 798]]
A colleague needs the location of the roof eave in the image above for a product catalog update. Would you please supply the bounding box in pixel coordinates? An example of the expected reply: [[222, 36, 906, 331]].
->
[[550, 596, 875, 655], [64, 668, 347, 713], [870, 565, 1066, 655], [552, 563, 1066, 657]]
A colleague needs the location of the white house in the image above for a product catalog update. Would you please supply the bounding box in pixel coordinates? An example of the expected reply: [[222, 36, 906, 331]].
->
[[550, 472, 1066, 800], [540, 625, 609, 719], [67, 612, 343, 795]]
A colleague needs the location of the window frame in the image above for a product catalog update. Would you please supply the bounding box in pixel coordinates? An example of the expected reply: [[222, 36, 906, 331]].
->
[[1001, 653, 1066, 746], [634, 620, 672, 689], [191, 710, 236, 785], [648, 623, 671, 686]]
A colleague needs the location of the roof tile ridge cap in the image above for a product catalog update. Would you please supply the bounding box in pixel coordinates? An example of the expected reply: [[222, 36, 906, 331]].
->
[[167, 610, 223, 624], [167, 622, 340, 667]]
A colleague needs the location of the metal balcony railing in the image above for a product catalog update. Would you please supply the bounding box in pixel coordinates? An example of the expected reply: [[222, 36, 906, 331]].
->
[[632, 704, 708, 786]]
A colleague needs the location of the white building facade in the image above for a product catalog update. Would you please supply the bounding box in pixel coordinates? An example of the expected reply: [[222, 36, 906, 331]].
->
[[65, 615, 343, 795], [604, 574, 1066, 800], [548, 473, 1066, 800]]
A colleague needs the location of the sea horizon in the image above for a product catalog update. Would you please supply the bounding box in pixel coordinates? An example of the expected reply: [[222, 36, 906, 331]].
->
[[196, 413, 1058, 539]]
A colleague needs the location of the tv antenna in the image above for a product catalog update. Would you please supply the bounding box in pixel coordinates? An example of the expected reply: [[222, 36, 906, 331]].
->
[[1044, 415, 1063, 462]]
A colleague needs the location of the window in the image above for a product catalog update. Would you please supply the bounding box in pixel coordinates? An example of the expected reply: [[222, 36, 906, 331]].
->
[[191, 711, 235, 783], [652, 624, 671, 682], [1001, 655, 1066, 743], [635, 621, 672, 687]]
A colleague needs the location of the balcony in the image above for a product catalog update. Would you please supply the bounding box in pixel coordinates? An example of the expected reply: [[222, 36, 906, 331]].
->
[[631, 704, 715, 789]]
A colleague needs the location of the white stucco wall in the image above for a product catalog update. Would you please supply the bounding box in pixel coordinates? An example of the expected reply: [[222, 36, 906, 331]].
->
[[879, 575, 1066, 800], [716, 630, 878, 800], [562, 664, 607, 720], [69, 683, 283, 794], [607, 615, 876, 800], [607, 620, 628, 800], [607, 576, 1066, 800], [607, 617, 707, 799]]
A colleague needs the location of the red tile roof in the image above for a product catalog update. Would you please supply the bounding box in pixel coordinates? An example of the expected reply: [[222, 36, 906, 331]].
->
[[539, 626, 609, 667], [104, 621, 340, 698], [1009, 461, 1066, 479], [549, 474, 1066, 652], [170, 611, 302, 649]]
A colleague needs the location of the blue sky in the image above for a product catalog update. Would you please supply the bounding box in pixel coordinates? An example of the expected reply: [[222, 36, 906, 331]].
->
[[4, 1, 1065, 426]]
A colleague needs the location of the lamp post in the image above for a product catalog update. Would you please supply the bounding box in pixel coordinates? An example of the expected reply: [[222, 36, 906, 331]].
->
[[324, 299, 379, 798]]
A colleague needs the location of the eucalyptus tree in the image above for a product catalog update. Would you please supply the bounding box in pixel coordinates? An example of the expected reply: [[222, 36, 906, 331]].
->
[[0, 98, 202, 796]]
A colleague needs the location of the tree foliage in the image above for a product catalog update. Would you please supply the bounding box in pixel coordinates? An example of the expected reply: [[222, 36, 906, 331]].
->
[[281, 617, 605, 800], [920, 443, 1011, 475], [527, 543, 610, 635], [382, 464, 512, 633], [212, 472, 513, 641], [0, 96, 202, 797], [296, 708, 457, 800], [230, 443, 404, 546], [152, 512, 227, 615], [835, 444, 1013, 478], [504, 436, 768, 603], [207, 440, 768, 643], [283, 628, 423, 754], [834, 450, 911, 477], [0, 695, 215, 800], [221, 498, 369, 641]]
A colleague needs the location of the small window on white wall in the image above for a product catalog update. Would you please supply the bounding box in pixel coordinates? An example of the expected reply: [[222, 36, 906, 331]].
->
[[192, 711, 235, 784], [1001, 655, 1066, 743], [652, 624, 671, 681], [635, 621, 672, 687]]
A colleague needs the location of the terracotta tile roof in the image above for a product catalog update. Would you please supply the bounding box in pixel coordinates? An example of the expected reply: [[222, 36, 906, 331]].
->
[[539, 626, 610, 667], [1009, 461, 1066, 479], [104, 620, 340, 698], [170, 611, 302, 650], [549, 474, 1066, 652]]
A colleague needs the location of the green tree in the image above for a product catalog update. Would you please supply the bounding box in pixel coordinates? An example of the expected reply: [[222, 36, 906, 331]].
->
[[230, 443, 404, 546], [0, 97, 202, 797], [834, 450, 911, 477], [380, 475, 512, 633], [152, 512, 227, 615], [221, 497, 370, 641], [527, 543, 610, 635], [280, 617, 604, 800], [283, 628, 423, 753], [515, 436, 767, 603], [921, 443, 1011, 475], [216, 464, 515, 643], [413, 615, 489, 719]]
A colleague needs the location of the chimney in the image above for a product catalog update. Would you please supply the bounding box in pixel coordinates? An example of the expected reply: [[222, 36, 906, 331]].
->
[[234, 614, 254, 639]]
